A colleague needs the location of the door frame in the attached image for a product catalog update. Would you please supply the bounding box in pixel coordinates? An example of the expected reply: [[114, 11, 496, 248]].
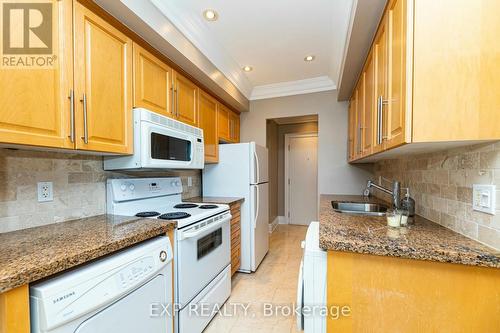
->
[[284, 133, 319, 225]]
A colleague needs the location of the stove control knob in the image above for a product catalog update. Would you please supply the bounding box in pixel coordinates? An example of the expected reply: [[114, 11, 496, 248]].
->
[[129, 184, 135, 191], [175, 181, 181, 187], [120, 184, 127, 192]]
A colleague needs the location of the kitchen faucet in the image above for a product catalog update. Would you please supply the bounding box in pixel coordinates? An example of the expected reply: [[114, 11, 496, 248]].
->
[[364, 179, 401, 209]]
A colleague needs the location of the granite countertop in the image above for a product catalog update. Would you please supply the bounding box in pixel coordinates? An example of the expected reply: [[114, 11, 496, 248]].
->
[[0, 215, 176, 294], [320, 195, 500, 269], [185, 196, 244, 205]]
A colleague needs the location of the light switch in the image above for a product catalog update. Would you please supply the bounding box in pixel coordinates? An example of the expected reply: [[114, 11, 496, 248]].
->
[[473, 184, 496, 215]]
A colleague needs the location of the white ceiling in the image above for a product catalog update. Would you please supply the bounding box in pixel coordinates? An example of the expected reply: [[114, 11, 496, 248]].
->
[[151, 0, 354, 100]]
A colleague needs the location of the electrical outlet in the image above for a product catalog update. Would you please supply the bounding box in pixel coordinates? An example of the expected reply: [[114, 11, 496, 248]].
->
[[37, 182, 53, 202], [473, 184, 496, 215], [187, 177, 192, 187]]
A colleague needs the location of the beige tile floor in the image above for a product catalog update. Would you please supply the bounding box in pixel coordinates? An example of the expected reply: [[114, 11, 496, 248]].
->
[[204, 224, 308, 333]]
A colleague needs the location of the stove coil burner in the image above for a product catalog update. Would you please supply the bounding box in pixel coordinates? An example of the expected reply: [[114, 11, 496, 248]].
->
[[135, 211, 161, 217], [174, 203, 199, 209], [199, 204, 218, 209], [158, 212, 192, 220]]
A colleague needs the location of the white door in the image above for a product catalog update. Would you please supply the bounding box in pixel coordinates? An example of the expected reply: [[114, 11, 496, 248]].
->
[[287, 136, 318, 225], [251, 183, 269, 271]]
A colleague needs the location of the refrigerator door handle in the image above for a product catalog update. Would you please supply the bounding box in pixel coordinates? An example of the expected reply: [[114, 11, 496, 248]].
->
[[253, 149, 260, 184], [253, 185, 259, 229]]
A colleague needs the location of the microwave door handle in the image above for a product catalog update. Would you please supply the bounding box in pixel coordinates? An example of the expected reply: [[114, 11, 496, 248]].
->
[[179, 215, 230, 240]]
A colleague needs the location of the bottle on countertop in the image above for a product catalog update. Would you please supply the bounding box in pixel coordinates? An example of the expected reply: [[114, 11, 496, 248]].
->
[[401, 188, 415, 217]]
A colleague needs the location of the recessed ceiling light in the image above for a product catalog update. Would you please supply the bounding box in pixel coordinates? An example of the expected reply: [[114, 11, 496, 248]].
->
[[304, 55, 315, 62], [243, 66, 253, 72], [203, 9, 218, 21]]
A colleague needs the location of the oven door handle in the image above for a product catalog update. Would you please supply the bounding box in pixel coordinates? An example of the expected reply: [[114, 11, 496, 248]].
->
[[178, 215, 231, 240]]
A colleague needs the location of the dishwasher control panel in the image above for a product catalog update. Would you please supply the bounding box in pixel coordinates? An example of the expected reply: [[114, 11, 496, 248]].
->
[[116, 257, 155, 290]]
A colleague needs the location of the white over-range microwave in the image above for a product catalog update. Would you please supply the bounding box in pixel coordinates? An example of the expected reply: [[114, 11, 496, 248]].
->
[[104, 108, 204, 170]]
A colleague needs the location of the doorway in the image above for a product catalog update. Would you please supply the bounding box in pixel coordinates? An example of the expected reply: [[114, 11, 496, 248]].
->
[[266, 116, 318, 230], [285, 134, 318, 225]]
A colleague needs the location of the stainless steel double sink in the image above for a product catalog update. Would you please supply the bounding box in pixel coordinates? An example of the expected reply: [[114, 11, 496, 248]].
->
[[331, 201, 388, 216]]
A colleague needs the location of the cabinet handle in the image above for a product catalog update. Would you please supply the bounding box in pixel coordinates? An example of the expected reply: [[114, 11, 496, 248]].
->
[[171, 86, 175, 117], [377, 96, 382, 145], [80, 94, 88, 144], [68, 90, 75, 143], [377, 96, 389, 144], [358, 125, 363, 154], [175, 89, 179, 118]]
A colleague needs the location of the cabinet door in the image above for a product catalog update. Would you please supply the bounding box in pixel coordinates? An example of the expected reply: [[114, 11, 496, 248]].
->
[[133, 43, 173, 117], [348, 99, 356, 161], [385, 0, 407, 148], [74, 3, 133, 154], [0, 0, 73, 149], [233, 113, 240, 143], [363, 52, 375, 156], [356, 80, 364, 158], [352, 88, 361, 160], [198, 90, 218, 163], [174, 72, 198, 126], [228, 111, 240, 143], [374, 16, 388, 154], [217, 104, 230, 142]]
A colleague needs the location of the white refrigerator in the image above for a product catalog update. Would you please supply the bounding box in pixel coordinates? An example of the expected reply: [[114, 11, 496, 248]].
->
[[203, 142, 269, 273]]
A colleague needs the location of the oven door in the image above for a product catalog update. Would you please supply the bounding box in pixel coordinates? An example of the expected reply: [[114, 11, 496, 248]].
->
[[176, 212, 231, 307], [140, 121, 196, 169]]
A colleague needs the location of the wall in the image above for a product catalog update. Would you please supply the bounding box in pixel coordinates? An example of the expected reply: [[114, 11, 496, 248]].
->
[[277, 122, 318, 216], [266, 120, 279, 223], [241, 90, 372, 200], [0, 149, 201, 233], [373, 142, 500, 250]]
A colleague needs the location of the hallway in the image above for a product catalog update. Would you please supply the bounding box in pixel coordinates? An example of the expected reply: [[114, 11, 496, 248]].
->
[[204, 224, 308, 333]]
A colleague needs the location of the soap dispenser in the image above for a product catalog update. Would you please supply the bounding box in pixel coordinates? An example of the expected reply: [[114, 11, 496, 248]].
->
[[401, 188, 415, 217]]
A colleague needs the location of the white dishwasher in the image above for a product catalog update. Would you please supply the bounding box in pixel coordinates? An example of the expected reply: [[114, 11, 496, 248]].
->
[[30, 236, 173, 333]]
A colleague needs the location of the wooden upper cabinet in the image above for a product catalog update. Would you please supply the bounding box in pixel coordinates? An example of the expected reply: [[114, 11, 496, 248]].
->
[[234, 114, 240, 142], [363, 52, 375, 156], [351, 88, 360, 160], [0, 0, 73, 149], [174, 72, 198, 126], [348, 99, 356, 161], [133, 43, 173, 118], [74, 2, 133, 154], [198, 90, 219, 163], [412, 0, 500, 141], [373, 13, 389, 155], [385, 0, 407, 148], [229, 111, 240, 143], [217, 104, 231, 142]]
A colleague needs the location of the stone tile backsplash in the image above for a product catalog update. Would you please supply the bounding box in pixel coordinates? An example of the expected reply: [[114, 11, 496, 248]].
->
[[0, 149, 201, 233], [373, 142, 500, 250]]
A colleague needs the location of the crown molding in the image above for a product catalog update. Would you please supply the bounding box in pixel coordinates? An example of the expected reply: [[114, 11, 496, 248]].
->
[[250, 76, 336, 101], [150, 0, 253, 98]]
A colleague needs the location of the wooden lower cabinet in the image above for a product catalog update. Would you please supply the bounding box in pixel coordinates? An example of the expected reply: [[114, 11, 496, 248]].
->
[[0, 285, 30, 333], [230, 202, 242, 275], [327, 251, 500, 332]]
